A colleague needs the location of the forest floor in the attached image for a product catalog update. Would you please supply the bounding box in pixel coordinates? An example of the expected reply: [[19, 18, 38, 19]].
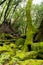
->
[[0, 33, 43, 65]]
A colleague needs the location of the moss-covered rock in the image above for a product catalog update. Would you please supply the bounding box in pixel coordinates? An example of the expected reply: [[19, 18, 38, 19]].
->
[[15, 51, 38, 60], [23, 60, 43, 65], [31, 42, 43, 53]]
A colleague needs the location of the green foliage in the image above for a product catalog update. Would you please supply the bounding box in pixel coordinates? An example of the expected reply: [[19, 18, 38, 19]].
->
[[0, 0, 22, 23], [31, 3, 43, 28], [11, 5, 27, 35], [0, 0, 43, 65]]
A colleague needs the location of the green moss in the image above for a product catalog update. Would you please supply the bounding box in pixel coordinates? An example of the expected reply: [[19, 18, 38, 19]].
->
[[9, 59, 43, 65], [15, 51, 38, 60], [23, 60, 43, 65], [31, 42, 43, 53], [0, 45, 14, 53], [15, 38, 25, 50], [0, 33, 16, 41]]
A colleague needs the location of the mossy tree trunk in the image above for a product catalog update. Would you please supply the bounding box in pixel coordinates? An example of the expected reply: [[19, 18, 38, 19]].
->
[[23, 0, 38, 51]]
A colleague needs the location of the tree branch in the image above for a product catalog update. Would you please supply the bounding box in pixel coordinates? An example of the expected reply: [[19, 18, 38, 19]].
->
[[0, 0, 6, 5], [4, 0, 11, 22]]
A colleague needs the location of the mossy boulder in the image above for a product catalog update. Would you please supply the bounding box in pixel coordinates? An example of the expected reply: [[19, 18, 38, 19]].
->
[[31, 42, 43, 53]]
